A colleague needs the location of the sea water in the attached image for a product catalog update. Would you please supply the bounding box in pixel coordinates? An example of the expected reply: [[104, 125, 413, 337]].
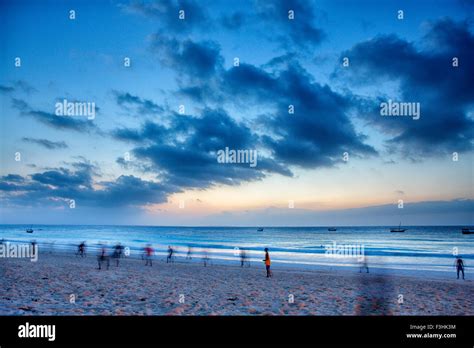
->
[[0, 225, 472, 278]]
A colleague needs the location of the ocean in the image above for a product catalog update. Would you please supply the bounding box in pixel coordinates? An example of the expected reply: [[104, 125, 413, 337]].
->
[[1, 225, 472, 278]]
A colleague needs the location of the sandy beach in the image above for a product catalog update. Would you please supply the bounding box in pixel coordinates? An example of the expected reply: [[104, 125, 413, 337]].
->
[[0, 252, 472, 316]]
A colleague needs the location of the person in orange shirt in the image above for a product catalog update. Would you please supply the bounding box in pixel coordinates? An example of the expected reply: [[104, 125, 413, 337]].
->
[[263, 248, 272, 278]]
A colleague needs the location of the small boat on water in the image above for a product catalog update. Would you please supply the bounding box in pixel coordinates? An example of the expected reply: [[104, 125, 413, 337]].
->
[[328, 227, 337, 231], [390, 223, 406, 233], [257, 228, 264, 231], [462, 228, 474, 235], [26, 228, 34, 233]]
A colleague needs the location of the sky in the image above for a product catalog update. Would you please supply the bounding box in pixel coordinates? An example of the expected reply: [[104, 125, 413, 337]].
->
[[0, 0, 473, 226]]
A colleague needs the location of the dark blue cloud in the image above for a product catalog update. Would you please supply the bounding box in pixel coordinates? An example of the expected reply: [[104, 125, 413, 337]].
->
[[112, 127, 143, 143], [0, 161, 175, 208], [0, 81, 36, 94], [149, 31, 376, 169], [223, 62, 377, 167], [22, 137, 68, 150], [112, 120, 168, 143], [122, 0, 211, 33], [150, 35, 223, 79], [124, 6, 371, 170], [0, 174, 25, 183], [12, 98, 97, 133], [177, 85, 212, 102], [90, 175, 174, 207], [0, 85, 14, 94], [154, 39, 377, 169], [256, 0, 325, 49], [31, 168, 92, 189], [223, 63, 276, 100], [171, 108, 254, 151], [114, 91, 164, 116], [0, 181, 47, 193], [113, 108, 292, 189], [334, 19, 474, 158]]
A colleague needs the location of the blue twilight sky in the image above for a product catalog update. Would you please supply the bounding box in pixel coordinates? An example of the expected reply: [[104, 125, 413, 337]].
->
[[0, 0, 473, 226]]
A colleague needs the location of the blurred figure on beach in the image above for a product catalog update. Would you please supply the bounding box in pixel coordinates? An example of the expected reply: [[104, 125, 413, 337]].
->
[[186, 246, 193, 260], [354, 274, 393, 315], [454, 257, 465, 280], [112, 243, 124, 267], [76, 241, 86, 257], [359, 256, 369, 273], [144, 244, 154, 266], [240, 248, 249, 267], [354, 256, 393, 315], [97, 243, 110, 270], [167, 246, 174, 263], [202, 250, 210, 267], [263, 248, 272, 277]]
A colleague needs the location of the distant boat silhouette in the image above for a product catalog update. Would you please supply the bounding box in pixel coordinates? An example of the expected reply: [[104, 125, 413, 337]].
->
[[328, 227, 337, 231], [257, 228, 264, 231], [390, 223, 406, 233], [462, 228, 474, 235], [26, 226, 34, 233]]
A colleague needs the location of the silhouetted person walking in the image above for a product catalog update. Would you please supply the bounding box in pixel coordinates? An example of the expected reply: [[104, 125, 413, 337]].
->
[[97, 244, 110, 270], [186, 246, 193, 260], [455, 257, 465, 280], [203, 250, 210, 267], [240, 248, 248, 267], [77, 241, 86, 257], [359, 256, 369, 273], [112, 243, 124, 267], [167, 246, 174, 263]]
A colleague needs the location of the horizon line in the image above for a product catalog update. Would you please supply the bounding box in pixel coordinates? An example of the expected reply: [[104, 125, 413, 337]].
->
[[0, 223, 472, 228]]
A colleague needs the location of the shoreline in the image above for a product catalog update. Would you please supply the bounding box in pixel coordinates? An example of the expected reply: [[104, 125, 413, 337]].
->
[[0, 240, 470, 280]]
